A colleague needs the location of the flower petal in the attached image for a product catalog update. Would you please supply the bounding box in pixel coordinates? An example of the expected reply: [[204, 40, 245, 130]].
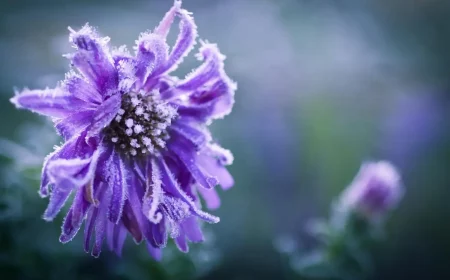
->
[[163, 8, 197, 73], [40, 131, 95, 197], [196, 152, 234, 190], [135, 33, 169, 86], [92, 212, 107, 258], [91, 183, 109, 258], [121, 201, 143, 243], [181, 216, 204, 242], [42, 187, 73, 221], [55, 110, 95, 141], [127, 174, 157, 244], [156, 157, 219, 224], [154, 0, 181, 38], [198, 186, 220, 210], [111, 45, 132, 66], [176, 103, 215, 123], [43, 146, 103, 222], [188, 80, 236, 121], [10, 87, 87, 118], [84, 207, 98, 253], [106, 221, 115, 251], [114, 224, 128, 256], [175, 43, 225, 92], [142, 160, 164, 224], [86, 93, 121, 139], [105, 152, 127, 224], [169, 139, 218, 189], [59, 186, 91, 243], [175, 233, 188, 252], [147, 243, 162, 261], [151, 216, 168, 247], [67, 24, 117, 95], [47, 145, 104, 190], [169, 121, 211, 149], [179, 43, 237, 121], [62, 71, 102, 105]]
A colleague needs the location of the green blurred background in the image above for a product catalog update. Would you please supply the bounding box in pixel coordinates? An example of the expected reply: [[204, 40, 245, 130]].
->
[[1, 0, 450, 279]]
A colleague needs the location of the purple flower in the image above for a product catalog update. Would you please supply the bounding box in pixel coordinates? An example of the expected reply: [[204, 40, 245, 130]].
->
[[10, 0, 236, 259], [339, 161, 403, 220]]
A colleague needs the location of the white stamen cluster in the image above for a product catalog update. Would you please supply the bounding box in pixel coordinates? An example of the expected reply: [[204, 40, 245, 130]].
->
[[104, 92, 177, 157]]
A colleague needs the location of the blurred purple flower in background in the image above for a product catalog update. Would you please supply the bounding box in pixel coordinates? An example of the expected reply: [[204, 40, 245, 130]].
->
[[339, 161, 403, 220], [277, 161, 404, 279], [10, 0, 236, 259]]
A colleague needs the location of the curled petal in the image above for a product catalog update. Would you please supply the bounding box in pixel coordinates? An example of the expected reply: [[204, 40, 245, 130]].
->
[[127, 173, 158, 245], [142, 160, 163, 224], [40, 152, 57, 197], [111, 45, 132, 66], [184, 43, 237, 121], [39, 132, 94, 197], [175, 43, 225, 92], [135, 33, 169, 85], [43, 147, 103, 221], [196, 152, 234, 190], [188, 79, 236, 122], [47, 157, 91, 189], [154, 0, 182, 38], [205, 143, 234, 165], [10, 87, 87, 118], [47, 145, 104, 190], [163, 8, 197, 73], [67, 24, 117, 95], [151, 3, 197, 77], [117, 58, 138, 92]]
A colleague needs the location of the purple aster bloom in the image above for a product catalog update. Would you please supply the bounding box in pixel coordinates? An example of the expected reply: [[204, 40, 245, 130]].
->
[[10, 0, 236, 259], [339, 161, 403, 220]]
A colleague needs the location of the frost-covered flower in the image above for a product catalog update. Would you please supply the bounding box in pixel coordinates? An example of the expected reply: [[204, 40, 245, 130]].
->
[[340, 161, 402, 219], [10, 0, 236, 259]]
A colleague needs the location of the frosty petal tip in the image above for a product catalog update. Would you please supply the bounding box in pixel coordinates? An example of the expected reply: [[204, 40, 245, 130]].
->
[[68, 23, 110, 48]]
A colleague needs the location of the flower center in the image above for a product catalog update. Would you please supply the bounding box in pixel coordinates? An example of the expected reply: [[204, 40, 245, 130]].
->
[[103, 92, 177, 157]]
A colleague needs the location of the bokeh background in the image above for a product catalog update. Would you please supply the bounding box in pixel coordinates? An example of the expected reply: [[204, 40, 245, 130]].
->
[[1, 0, 450, 279]]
